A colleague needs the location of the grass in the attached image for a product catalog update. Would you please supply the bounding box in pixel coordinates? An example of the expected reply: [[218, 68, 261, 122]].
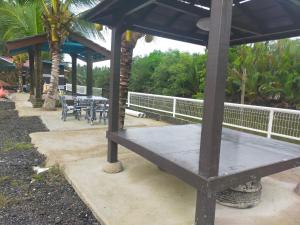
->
[[0, 194, 10, 208], [1, 142, 33, 152], [0, 176, 10, 185]]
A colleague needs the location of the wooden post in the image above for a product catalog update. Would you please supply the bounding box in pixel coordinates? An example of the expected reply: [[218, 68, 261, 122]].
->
[[28, 50, 35, 97], [33, 45, 43, 107], [86, 52, 93, 96], [107, 26, 123, 163], [196, 0, 233, 224], [71, 54, 77, 95]]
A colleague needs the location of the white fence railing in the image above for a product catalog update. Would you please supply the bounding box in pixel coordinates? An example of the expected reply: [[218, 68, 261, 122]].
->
[[65, 83, 102, 96], [127, 92, 300, 141]]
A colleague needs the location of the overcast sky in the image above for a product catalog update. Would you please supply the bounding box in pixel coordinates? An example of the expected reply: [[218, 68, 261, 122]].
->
[[64, 30, 206, 68]]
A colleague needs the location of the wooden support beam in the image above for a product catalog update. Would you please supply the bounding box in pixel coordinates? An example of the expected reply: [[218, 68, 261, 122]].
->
[[34, 45, 42, 100], [195, 186, 216, 225], [130, 22, 208, 45], [230, 28, 300, 45], [198, 0, 233, 178], [86, 52, 93, 96], [6, 34, 47, 53], [107, 25, 123, 163], [71, 54, 77, 96], [196, 0, 233, 224], [28, 50, 35, 97]]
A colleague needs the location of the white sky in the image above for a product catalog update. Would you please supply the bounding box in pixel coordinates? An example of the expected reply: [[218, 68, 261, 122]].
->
[[64, 30, 206, 68]]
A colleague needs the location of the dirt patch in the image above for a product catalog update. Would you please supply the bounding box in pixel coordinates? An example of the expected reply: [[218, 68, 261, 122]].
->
[[0, 103, 100, 225]]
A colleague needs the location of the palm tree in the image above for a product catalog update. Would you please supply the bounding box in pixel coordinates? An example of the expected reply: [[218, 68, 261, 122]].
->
[[41, 0, 102, 110], [119, 31, 153, 129], [0, 1, 44, 54], [12, 53, 27, 91], [0, 1, 44, 93]]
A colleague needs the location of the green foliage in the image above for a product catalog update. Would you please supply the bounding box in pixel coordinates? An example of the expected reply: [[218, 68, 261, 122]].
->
[[1, 142, 33, 152], [75, 39, 300, 109], [75, 64, 110, 92], [0, 0, 44, 54], [0, 176, 10, 185], [0, 194, 10, 208], [127, 40, 300, 108], [130, 50, 207, 98], [227, 39, 300, 108]]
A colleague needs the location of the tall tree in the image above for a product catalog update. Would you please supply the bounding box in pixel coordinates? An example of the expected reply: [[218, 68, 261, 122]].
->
[[12, 53, 27, 91], [0, 1, 44, 54], [41, 0, 102, 110], [0, 1, 44, 91], [119, 31, 153, 129]]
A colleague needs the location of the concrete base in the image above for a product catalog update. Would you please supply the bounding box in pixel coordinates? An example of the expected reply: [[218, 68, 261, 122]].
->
[[295, 183, 300, 196], [103, 161, 123, 174]]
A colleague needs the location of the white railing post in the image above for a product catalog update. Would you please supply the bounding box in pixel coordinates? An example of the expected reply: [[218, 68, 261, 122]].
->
[[127, 92, 131, 108], [267, 109, 274, 138], [173, 98, 177, 118]]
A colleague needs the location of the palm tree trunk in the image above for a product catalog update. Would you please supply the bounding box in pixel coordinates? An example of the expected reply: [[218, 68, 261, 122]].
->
[[240, 68, 247, 104], [119, 32, 143, 129], [43, 42, 60, 110], [17, 69, 23, 92]]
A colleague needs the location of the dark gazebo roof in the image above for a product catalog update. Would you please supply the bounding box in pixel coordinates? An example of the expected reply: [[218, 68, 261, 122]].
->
[[83, 0, 300, 45], [6, 32, 110, 62]]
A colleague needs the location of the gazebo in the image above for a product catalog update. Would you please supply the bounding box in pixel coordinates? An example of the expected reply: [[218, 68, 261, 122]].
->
[[5, 33, 110, 107], [84, 0, 300, 224]]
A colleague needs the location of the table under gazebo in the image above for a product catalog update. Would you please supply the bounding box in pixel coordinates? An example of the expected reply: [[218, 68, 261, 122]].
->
[[84, 0, 300, 224], [5, 32, 110, 107]]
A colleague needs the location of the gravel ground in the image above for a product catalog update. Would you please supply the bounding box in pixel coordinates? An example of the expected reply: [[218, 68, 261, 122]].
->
[[0, 100, 100, 225]]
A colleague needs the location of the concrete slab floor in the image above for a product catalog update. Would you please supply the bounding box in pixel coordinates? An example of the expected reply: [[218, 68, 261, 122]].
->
[[13, 93, 300, 225], [13, 93, 167, 132], [65, 155, 300, 225], [30, 128, 132, 166]]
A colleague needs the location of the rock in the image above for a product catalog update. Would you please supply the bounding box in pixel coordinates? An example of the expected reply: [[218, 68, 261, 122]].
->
[[33, 166, 49, 174], [0, 100, 15, 110], [55, 216, 61, 224]]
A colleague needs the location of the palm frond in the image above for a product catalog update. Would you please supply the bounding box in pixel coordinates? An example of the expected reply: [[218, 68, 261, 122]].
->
[[67, 0, 97, 7], [0, 1, 44, 40], [71, 18, 105, 41]]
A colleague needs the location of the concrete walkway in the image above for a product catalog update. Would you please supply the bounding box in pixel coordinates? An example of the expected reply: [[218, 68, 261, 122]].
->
[[14, 93, 300, 225]]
